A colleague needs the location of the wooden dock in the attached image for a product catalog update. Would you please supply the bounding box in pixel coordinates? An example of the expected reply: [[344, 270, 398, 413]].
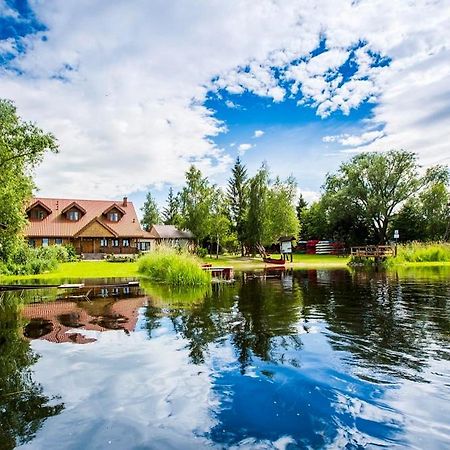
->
[[202, 266, 234, 281], [350, 245, 395, 259]]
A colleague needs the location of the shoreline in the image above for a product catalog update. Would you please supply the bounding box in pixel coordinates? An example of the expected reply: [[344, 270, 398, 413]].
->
[[1, 255, 450, 283]]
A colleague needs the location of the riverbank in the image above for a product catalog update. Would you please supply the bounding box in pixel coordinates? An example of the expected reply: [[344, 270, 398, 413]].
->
[[3, 253, 450, 282], [0, 254, 350, 281]]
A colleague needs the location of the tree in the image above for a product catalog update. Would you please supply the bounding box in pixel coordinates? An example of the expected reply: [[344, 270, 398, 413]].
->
[[246, 164, 269, 251], [179, 165, 215, 243], [227, 157, 249, 255], [264, 175, 300, 244], [323, 150, 446, 243], [162, 187, 181, 226], [296, 194, 308, 224], [0, 99, 58, 264], [141, 192, 160, 231], [210, 188, 233, 258]]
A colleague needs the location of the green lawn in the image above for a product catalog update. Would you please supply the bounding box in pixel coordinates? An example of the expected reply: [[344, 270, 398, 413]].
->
[[0, 260, 139, 282], [202, 253, 350, 269]]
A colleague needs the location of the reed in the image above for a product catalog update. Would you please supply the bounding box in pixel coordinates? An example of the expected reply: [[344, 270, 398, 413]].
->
[[137, 246, 211, 286], [396, 242, 450, 263]]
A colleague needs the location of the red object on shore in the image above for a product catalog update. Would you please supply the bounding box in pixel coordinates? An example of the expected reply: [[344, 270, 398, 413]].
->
[[263, 257, 286, 265]]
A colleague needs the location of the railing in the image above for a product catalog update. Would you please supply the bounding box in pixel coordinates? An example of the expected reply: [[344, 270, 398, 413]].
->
[[350, 245, 395, 258]]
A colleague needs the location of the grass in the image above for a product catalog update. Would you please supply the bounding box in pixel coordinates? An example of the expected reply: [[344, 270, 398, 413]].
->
[[138, 247, 211, 286], [202, 253, 350, 269], [0, 260, 139, 281], [395, 242, 450, 263]]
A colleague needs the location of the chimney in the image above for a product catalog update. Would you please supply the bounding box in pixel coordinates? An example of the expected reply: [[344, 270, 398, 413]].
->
[[123, 196, 128, 207]]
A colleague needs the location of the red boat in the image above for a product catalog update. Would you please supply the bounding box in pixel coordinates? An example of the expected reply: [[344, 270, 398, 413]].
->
[[263, 257, 286, 265]]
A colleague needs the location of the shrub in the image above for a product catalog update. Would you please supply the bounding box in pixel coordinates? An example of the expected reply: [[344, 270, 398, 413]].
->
[[196, 247, 208, 258], [138, 246, 211, 286], [106, 254, 137, 262]]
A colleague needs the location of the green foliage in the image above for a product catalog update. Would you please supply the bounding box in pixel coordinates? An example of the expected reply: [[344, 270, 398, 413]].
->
[[0, 99, 58, 263], [105, 254, 138, 262], [396, 242, 450, 263], [323, 150, 445, 243], [162, 187, 182, 226], [138, 246, 211, 285], [141, 191, 160, 231], [247, 164, 269, 248], [227, 157, 249, 254], [246, 165, 299, 248], [179, 165, 216, 243], [264, 175, 300, 244], [196, 247, 208, 258], [0, 243, 73, 275]]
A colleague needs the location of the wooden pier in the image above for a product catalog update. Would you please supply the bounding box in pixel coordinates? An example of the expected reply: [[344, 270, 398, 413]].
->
[[350, 245, 395, 259]]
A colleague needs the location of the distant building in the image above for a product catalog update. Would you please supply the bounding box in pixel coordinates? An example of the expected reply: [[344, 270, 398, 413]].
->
[[148, 224, 195, 250], [24, 197, 194, 257]]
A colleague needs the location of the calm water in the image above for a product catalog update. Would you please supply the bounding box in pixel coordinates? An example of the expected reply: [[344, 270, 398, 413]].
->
[[1, 268, 450, 450]]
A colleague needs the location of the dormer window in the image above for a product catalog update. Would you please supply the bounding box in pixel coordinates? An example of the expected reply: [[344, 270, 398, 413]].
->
[[68, 210, 80, 221], [103, 203, 125, 222], [26, 200, 52, 221], [61, 202, 86, 221]]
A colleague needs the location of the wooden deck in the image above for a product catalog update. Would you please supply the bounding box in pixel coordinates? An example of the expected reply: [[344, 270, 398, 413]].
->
[[350, 245, 395, 258]]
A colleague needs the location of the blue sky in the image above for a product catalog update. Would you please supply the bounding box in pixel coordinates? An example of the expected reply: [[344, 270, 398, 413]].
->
[[1, 0, 449, 215]]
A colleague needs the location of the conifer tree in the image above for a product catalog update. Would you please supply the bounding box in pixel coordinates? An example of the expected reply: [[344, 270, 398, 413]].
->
[[227, 157, 249, 255]]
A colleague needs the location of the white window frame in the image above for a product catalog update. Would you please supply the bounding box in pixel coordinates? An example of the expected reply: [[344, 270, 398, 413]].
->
[[42, 238, 49, 247]]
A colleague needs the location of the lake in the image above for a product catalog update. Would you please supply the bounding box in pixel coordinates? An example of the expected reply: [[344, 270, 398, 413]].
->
[[1, 268, 449, 449]]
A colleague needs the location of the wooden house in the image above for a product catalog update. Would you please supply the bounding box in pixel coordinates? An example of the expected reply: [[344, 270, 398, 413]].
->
[[25, 197, 153, 257]]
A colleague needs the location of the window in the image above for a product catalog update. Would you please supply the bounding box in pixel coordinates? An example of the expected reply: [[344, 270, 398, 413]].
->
[[122, 239, 130, 247], [67, 210, 80, 221], [109, 212, 119, 222], [55, 238, 63, 245], [36, 210, 45, 220], [29, 239, 36, 248], [112, 239, 119, 247], [100, 238, 108, 247], [42, 238, 49, 247]]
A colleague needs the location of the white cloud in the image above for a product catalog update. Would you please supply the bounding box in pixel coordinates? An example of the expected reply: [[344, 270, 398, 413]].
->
[[238, 143, 253, 155], [253, 130, 264, 138], [322, 130, 385, 147], [0, 0, 449, 200]]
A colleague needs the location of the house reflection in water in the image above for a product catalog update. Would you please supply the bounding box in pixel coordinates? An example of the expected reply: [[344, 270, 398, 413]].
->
[[22, 295, 147, 344]]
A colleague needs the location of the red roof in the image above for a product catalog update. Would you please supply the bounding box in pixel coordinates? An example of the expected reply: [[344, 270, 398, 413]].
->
[[25, 197, 146, 238]]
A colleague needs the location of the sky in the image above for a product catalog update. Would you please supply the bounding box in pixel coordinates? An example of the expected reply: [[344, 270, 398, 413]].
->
[[1, 0, 450, 214]]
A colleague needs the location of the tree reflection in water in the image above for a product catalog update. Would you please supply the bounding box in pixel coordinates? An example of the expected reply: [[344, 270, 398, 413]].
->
[[0, 292, 64, 449]]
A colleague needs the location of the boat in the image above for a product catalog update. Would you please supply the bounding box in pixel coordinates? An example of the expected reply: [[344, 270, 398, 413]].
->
[[263, 257, 286, 265]]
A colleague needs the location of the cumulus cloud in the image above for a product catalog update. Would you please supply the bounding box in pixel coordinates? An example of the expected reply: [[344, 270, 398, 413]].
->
[[253, 130, 264, 138], [0, 0, 449, 199], [238, 143, 253, 155]]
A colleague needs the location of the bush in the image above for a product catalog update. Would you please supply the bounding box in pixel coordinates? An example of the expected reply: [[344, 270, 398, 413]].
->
[[138, 246, 211, 286], [0, 242, 76, 276], [196, 247, 208, 258], [106, 254, 137, 262]]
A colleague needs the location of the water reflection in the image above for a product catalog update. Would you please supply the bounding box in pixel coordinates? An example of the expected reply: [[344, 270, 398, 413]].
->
[[0, 292, 64, 449], [1, 267, 449, 449]]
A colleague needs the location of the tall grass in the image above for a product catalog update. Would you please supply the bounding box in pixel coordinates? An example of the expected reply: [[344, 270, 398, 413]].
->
[[396, 242, 450, 263], [138, 246, 211, 286]]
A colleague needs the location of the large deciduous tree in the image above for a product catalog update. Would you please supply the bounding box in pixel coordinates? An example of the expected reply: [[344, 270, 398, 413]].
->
[[0, 99, 58, 263], [227, 157, 248, 256], [323, 150, 446, 243], [141, 192, 160, 231]]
